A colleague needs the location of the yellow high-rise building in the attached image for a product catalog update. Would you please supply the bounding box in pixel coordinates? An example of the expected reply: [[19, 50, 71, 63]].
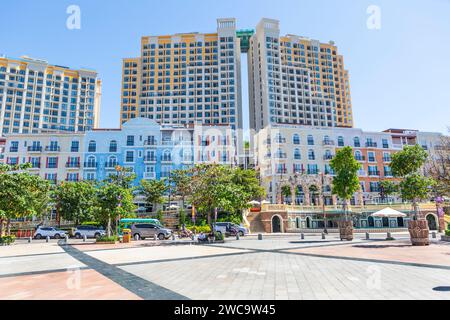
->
[[0, 55, 101, 135]]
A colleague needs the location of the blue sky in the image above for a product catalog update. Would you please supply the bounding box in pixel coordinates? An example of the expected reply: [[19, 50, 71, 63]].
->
[[1, 0, 449, 134]]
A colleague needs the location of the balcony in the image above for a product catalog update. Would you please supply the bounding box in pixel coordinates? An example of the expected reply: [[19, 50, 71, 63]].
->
[[355, 156, 366, 161], [66, 162, 80, 169], [9, 148, 18, 153], [28, 146, 42, 153], [144, 140, 157, 147], [161, 157, 172, 163], [144, 156, 157, 163], [274, 153, 287, 159], [105, 162, 118, 169], [276, 169, 288, 175], [307, 170, 319, 175], [84, 162, 98, 169], [323, 154, 334, 161], [45, 146, 61, 152], [143, 172, 156, 180], [368, 171, 381, 177], [365, 142, 378, 148], [383, 157, 392, 162], [322, 140, 335, 146]]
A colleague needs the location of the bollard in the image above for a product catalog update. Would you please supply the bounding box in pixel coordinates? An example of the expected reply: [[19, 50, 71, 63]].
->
[[386, 232, 394, 241], [432, 232, 436, 239], [366, 233, 370, 240], [172, 234, 176, 241], [65, 235, 69, 244], [191, 234, 195, 241], [28, 237, 32, 243], [258, 234, 263, 241], [46, 236, 50, 243], [83, 234, 87, 242], [301, 233, 305, 240], [322, 233, 326, 240], [135, 234, 139, 241], [236, 233, 240, 241], [154, 234, 157, 241]]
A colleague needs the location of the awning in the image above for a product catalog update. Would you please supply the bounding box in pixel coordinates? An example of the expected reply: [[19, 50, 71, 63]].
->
[[371, 207, 407, 218]]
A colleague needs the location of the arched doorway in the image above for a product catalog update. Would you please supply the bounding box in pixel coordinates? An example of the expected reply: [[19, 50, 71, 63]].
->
[[426, 214, 437, 231], [368, 216, 375, 228], [272, 215, 282, 233], [306, 216, 312, 229], [397, 217, 405, 228]]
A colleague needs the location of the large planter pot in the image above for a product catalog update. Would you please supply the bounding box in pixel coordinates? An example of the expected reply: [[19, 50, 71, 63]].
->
[[338, 221, 354, 241], [408, 220, 430, 246]]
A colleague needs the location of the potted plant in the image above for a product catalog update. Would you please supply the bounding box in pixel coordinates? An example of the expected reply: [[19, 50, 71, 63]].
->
[[391, 145, 436, 246], [330, 147, 361, 241]]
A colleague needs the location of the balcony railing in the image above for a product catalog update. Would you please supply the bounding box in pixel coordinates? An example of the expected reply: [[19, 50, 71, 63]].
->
[[322, 140, 335, 146], [45, 146, 61, 152], [274, 138, 286, 144], [355, 156, 366, 161], [144, 140, 157, 146], [275, 153, 287, 159], [323, 155, 334, 160], [365, 142, 378, 148], [66, 162, 81, 168], [84, 162, 98, 168], [307, 170, 319, 175], [105, 162, 118, 169], [27, 146, 42, 152], [143, 172, 156, 179], [368, 171, 381, 176], [144, 156, 157, 162], [383, 157, 392, 162]]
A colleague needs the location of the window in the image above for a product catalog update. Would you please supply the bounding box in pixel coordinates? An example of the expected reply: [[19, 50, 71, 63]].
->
[[46, 157, 58, 169], [127, 135, 135, 146], [86, 173, 95, 181], [368, 152, 376, 162], [88, 140, 96, 153], [107, 156, 118, 167], [293, 134, 300, 145], [86, 156, 96, 167], [307, 135, 314, 146], [308, 149, 315, 160], [382, 139, 389, 149], [354, 137, 361, 148], [337, 136, 344, 147], [126, 151, 134, 163], [294, 149, 301, 160], [109, 140, 118, 152], [307, 164, 318, 175], [71, 141, 79, 152], [10, 141, 19, 152]]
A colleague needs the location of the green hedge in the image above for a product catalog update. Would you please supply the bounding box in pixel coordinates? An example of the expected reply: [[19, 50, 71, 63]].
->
[[0, 235, 16, 246], [446, 230, 450, 237], [96, 235, 118, 243], [214, 232, 224, 241], [187, 226, 211, 234]]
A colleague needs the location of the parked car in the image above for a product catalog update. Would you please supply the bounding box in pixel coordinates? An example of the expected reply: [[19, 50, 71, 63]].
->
[[34, 227, 67, 239], [131, 223, 173, 240], [215, 222, 249, 237], [74, 226, 106, 239]]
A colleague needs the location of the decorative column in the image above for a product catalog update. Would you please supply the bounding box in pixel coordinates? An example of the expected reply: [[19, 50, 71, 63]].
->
[[436, 197, 446, 233], [304, 186, 311, 206]]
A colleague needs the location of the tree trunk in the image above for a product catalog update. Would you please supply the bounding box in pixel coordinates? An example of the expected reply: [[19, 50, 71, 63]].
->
[[107, 217, 112, 237], [342, 199, 348, 222], [6, 219, 11, 236], [0, 219, 4, 237]]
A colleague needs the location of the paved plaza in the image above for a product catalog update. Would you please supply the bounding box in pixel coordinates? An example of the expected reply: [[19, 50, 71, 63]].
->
[[0, 233, 450, 300]]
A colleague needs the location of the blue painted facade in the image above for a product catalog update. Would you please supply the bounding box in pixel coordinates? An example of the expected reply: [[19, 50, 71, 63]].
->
[[82, 118, 196, 186]]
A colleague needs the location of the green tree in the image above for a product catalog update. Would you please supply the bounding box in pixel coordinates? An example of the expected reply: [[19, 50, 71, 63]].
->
[[109, 166, 136, 189], [95, 182, 137, 237], [0, 163, 51, 235], [170, 169, 192, 209], [281, 185, 291, 203], [140, 179, 167, 212], [379, 180, 398, 201], [330, 147, 361, 221], [52, 181, 97, 226], [391, 145, 435, 219]]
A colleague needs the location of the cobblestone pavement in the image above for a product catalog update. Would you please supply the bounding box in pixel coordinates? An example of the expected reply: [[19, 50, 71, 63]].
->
[[0, 234, 449, 300]]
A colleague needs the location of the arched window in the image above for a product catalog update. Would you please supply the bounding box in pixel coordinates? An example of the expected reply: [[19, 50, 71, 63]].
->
[[107, 156, 118, 168], [354, 137, 361, 147], [307, 135, 314, 146], [88, 140, 96, 153], [293, 134, 300, 145], [163, 150, 172, 161], [294, 148, 301, 160], [338, 136, 344, 147], [86, 155, 96, 167], [355, 150, 363, 161], [308, 149, 315, 160], [323, 135, 330, 145], [109, 140, 118, 153]]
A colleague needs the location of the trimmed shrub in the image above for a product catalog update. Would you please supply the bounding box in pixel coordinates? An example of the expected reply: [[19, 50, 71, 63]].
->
[[96, 235, 118, 243], [214, 232, 224, 241], [187, 225, 211, 234], [445, 230, 450, 237], [0, 235, 16, 246]]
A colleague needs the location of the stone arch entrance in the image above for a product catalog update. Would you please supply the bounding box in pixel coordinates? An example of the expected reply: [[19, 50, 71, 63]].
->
[[272, 215, 282, 233], [426, 214, 438, 231]]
